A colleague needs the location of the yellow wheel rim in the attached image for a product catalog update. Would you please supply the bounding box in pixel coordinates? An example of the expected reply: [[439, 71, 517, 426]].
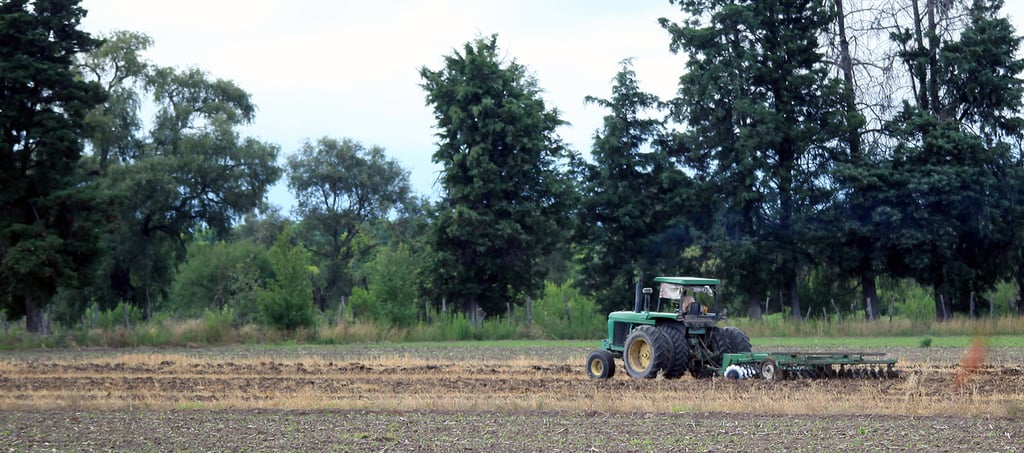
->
[[627, 338, 651, 370], [590, 359, 604, 376]]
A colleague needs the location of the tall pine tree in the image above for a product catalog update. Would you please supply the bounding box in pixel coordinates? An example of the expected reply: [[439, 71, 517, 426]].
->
[[661, 0, 854, 318], [882, 0, 1024, 318], [575, 59, 691, 311], [0, 0, 105, 332], [419, 35, 574, 318]]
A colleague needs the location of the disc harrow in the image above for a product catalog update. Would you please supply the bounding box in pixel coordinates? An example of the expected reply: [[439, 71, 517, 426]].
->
[[720, 352, 899, 381]]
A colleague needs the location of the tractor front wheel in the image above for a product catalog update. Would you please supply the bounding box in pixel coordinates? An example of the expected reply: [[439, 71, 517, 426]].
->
[[586, 350, 616, 379], [623, 325, 669, 379]]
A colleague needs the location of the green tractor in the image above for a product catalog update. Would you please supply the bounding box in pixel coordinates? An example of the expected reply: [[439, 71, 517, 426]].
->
[[586, 276, 751, 380]]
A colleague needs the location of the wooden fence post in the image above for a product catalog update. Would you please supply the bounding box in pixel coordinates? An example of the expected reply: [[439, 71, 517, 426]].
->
[[831, 299, 842, 322], [526, 296, 532, 329]]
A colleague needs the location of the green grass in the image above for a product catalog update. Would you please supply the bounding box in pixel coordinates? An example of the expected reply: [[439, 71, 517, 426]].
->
[[267, 339, 596, 351], [751, 335, 1024, 349], [725, 314, 1024, 338], [3, 306, 1023, 350]]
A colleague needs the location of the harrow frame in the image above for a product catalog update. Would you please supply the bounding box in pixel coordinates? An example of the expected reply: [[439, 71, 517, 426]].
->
[[720, 351, 899, 380]]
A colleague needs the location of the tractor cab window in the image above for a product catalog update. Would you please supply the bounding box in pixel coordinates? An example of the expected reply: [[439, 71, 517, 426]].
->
[[660, 283, 714, 315]]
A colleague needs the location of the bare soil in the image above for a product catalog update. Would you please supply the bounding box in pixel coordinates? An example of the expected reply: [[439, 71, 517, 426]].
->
[[0, 344, 1021, 452]]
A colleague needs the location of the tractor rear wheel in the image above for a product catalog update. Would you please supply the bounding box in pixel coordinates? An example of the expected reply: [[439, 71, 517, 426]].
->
[[718, 326, 752, 353], [586, 350, 616, 379], [690, 326, 752, 379], [623, 325, 670, 379], [658, 324, 690, 379]]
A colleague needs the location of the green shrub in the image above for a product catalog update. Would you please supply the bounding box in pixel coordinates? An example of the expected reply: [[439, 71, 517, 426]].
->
[[530, 281, 604, 339], [91, 301, 144, 330], [892, 281, 936, 324], [349, 244, 421, 327], [985, 281, 1017, 317], [169, 240, 271, 324], [258, 228, 316, 331], [200, 306, 236, 344]]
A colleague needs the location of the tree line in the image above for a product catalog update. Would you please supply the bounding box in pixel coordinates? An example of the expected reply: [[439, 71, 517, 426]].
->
[[3, 0, 1024, 335]]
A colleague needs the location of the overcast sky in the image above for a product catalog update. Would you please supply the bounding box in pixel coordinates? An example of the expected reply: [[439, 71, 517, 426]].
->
[[78, 1, 1024, 214], [78, 0, 683, 212]]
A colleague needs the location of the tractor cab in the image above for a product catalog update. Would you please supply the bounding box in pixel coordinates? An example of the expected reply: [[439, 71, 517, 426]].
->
[[652, 276, 725, 325]]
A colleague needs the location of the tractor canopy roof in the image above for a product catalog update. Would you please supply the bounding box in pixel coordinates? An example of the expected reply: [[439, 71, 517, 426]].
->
[[653, 276, 721, 286]]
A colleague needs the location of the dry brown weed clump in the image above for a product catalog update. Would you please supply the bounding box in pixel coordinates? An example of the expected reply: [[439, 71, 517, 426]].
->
[[953, 336, 988, 391]]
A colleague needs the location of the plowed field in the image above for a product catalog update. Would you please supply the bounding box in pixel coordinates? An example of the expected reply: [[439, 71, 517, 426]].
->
[[0, 344, 1021, 451]]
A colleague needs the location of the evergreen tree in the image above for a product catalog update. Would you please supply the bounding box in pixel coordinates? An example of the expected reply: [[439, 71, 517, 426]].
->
[[419, 35, 574, 318], [661, 0, 854, 318], [0, 0, 105, 332], [882, 0, 1024, 318], [575, 60, 690, 312]]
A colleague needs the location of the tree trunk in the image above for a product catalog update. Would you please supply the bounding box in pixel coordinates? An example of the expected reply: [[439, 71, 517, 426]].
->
[[787, 275, 802, 320], [926, 0, 941, 118], [526, 296, 532, 329], [464, 296, 484, 327], [746, 295, 763, 319], [1017, 281, 1024, 315], [861, 274, 879, 320], [834, 0, 862, 159], [910, 0, 928, 109], [23, 294, 44, 334], [312, 285, 326, 312], [831, 299, 843, 321]]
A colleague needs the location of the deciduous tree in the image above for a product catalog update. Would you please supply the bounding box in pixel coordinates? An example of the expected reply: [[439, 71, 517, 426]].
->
[[287, 137, 411, 311], [78, 32, 282, 312]]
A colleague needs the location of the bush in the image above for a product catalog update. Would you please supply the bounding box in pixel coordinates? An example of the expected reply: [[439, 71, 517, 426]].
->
[[349, 244, 421, 327], [169, 240, 271, 324], [258, 228, 316, 331], [200, 306, 236, 344], [528, 281, 604, 339], [892, 281, 936, 325], [91, 301, 144, 330]]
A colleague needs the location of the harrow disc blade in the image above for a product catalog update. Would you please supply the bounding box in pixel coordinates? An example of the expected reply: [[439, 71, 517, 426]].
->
[[760, 364, 901, 380]]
